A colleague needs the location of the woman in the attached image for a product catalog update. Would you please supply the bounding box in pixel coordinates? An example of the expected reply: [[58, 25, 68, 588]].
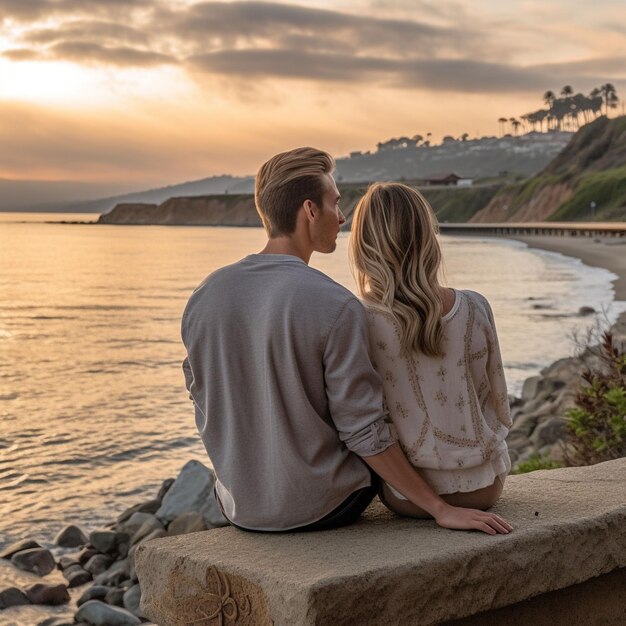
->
[[350, 182, 512, 518]]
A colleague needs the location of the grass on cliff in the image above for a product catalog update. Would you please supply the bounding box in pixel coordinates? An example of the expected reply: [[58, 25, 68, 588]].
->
[[549, 166, 626, 221], [421, 185, 501, 222]]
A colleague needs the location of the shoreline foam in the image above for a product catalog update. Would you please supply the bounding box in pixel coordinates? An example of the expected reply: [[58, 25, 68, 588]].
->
[[506, 235, 626, 301]]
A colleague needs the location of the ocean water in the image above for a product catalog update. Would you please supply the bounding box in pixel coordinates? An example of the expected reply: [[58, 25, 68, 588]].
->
[[0, 213, 624, 623]]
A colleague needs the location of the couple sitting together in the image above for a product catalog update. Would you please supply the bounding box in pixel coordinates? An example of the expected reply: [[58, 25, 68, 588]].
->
[[182, 147, 513, 535]]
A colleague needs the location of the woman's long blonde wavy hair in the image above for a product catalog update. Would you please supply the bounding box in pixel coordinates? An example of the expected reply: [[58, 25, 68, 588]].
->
[[350, 182, 444, 357]]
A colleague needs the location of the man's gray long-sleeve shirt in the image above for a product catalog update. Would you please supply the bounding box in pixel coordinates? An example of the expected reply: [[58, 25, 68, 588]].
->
[[181, 253, 394, 531]]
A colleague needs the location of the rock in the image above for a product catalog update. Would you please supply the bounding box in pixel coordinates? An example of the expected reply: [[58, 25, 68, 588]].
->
[[531, 416, 568, 449], [137, 459, 626, 626], [168, 511, 208, 536], [0, 586, 31, 609], [57, 555, 80, 571], [89, 530, 129, 555], [122, 584, 143, 617], [63, 564, 92, 588], [140, 528, 167, 544], [521, 375, 541, 401], [25, 583, 70, 605], [84, 553, 114, 576], [579, 306, 596, 316], [11, 547, 56, 576], [105, 587, 126, 606], [508, 394, 523, 408], [156, 460, 227, 528], [77, 585, 110, 606], [0, 539, 41, 559], [77, 547, 98, 566], [75, 600, 142, 625], [130, 516, 164, 546], [157, 478, 175, 501], [37, 618, 79, 626], [54, 525, 88, 548], [508, 411, 541, 439], [504, 432, 531, 452], [118, 512, 156, 537], [126, 529, 165, 583], [549, 441, 567, 463], [116, 500, 160, 526], [94, 558, 130, 586], [117, 541, 129, 559]]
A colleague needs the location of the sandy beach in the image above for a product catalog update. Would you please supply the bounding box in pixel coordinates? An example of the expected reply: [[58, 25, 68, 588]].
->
[[507, 235, 626, 301]]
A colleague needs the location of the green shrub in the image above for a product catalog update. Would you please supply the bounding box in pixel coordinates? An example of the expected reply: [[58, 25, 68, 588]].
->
[[513, 455, 563, 474], [564, 331, 626, 465]]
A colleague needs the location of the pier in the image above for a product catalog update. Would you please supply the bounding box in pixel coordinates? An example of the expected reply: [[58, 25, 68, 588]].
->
[[439, 222, 626, 238]]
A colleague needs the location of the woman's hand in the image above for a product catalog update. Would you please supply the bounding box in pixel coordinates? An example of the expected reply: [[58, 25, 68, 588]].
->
[[434, 504, 513, 535]]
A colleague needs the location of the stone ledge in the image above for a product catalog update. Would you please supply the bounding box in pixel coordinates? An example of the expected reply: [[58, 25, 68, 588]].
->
[[136, 458, 626, 626]]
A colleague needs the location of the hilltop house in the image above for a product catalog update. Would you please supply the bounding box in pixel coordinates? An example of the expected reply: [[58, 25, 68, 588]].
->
[[420, 172, 473, 187]]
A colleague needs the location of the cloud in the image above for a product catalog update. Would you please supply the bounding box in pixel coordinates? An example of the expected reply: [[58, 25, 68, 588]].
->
[[0, 0, 156, 22], [1, 0, 623, 95], [51, 41, 177, 66], [163, 1, 480, 58], [2, 42, 177, 67], [188, 49, 555, 92], [2, 48, 41, 61], [23, 20, 151, 46], [533, 56, 626, 79]]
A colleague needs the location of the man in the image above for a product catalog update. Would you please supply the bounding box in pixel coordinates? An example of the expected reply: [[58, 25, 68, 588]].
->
[[182, 147, 511, 534]]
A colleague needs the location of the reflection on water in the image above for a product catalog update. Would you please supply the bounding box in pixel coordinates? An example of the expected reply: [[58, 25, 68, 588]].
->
[[0, 215, 623, 553]]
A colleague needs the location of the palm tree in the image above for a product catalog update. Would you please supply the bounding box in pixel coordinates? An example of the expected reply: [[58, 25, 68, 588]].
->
[[589, 93, 603, 119], [511, 119, 521, 135], [520, 113, 530, 134], [498, 117, 508, 136], [543, 90, 556, 111], [600, 83, 617, 116], [531, 109, 548, 133], [607, 91, 619, 115], [561, 85, 573, 98]]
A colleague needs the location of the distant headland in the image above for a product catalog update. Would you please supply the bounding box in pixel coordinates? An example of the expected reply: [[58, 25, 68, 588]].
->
[[99, 115, 626, 226]]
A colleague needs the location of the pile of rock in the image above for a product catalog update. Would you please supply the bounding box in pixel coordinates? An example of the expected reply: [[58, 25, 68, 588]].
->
[[506, 313, 626, 469], [1, 460, 227, 626], [506, 355, 583, 468]]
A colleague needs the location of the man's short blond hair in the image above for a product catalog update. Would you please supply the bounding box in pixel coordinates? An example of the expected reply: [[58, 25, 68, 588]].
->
[[255, 147, 335, 237]]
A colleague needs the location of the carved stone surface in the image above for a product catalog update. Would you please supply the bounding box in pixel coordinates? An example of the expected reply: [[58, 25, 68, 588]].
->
[[136, 458, 626, 626], [140, 559, 271, 626]]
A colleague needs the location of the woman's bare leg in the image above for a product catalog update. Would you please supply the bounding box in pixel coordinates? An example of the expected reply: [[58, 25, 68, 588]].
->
[[380, 477, 504, 519]]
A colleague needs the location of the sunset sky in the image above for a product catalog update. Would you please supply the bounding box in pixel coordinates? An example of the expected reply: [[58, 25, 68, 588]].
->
[[1, 0, 625, 191]]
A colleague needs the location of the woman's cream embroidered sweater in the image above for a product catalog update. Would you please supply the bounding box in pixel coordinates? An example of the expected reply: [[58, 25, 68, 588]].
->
[[364, 289, 512, 494]]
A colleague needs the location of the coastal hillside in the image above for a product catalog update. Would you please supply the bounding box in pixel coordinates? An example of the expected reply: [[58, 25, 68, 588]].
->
[[336, 132, 571, 182], [64, 132, 569, 215], [471, 116, 626, 222], [97, 184, 500, 226]]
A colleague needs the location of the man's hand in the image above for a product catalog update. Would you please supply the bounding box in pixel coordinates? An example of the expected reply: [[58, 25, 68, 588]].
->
[[434, 504, 512, 535], [363, 443, 513, 535]]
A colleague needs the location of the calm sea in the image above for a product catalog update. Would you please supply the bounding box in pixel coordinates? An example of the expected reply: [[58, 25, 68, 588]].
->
[[0, 212, 624, 623]]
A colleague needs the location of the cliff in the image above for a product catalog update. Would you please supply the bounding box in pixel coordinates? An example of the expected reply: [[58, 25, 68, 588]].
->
[[471, 116, 626, 223], [98, 195, 262, 226], [97, 185, 501, 226]]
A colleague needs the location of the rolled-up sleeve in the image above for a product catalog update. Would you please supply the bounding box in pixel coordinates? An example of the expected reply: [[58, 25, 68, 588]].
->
[[323, 298, 396, 456]]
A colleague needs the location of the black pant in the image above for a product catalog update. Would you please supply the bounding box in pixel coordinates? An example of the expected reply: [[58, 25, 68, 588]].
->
[[226, 473, 379, 533]]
